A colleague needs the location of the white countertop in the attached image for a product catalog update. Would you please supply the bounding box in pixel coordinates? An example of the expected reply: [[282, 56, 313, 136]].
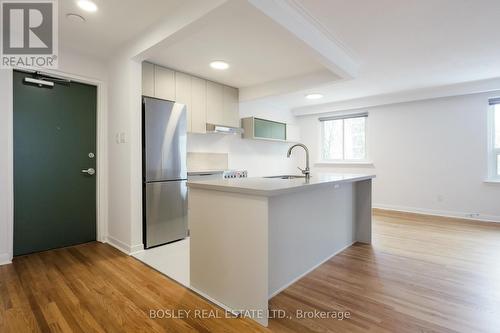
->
[[187, 170, 224, 176], [187, 173, 375, 197]]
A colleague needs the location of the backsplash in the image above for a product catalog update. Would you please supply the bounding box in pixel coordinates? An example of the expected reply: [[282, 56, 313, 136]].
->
[[187, 152, 228, 172], [187, 133, 299, 177]]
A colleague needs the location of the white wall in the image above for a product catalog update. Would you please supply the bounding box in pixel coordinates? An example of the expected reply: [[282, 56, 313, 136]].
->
[[106, 56, 143, 252], [105, 0, 232, 253], [0, 70, 13, 264], [105, 59, 299, 253], [297, 91, 500, 221], [0, 50, 108, 264], [51, 49, 109, 81], [187, 101, 298, 177], [188, 135, 297, 177]]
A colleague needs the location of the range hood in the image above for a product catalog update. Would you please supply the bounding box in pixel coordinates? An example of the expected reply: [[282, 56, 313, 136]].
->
[[206, 123, 244, 135]]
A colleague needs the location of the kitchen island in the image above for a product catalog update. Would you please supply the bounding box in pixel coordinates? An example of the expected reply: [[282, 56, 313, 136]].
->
[[187, 173, 375, 326]]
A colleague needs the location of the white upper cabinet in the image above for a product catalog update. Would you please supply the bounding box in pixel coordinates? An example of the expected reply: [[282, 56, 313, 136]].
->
[[223, 86, 240, 128], [206, 81, 239, 127], [206, 81, 224, 126], [154, 66, 176, 101], [175, 72, 192, 132], [142, 62, 239, 133], [191, 77, 207, 134], [142, 62, 155, 98]]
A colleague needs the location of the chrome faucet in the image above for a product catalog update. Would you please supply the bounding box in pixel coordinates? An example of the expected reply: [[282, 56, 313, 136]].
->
[[287, 143, 310, 179]]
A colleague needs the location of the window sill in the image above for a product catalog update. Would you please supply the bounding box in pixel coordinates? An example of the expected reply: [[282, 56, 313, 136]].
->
[[315, 161, 375, 167], [484, 178, 500, 184]]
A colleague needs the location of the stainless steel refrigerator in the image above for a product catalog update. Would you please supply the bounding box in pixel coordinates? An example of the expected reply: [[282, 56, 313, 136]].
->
[[142, 96, 188, 248]]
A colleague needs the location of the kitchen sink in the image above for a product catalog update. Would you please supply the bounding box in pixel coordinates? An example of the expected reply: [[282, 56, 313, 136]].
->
[[264, 175, 307, 179]]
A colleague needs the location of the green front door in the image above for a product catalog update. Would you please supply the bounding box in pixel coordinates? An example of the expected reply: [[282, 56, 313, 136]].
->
[[13, 70, 97, 256]]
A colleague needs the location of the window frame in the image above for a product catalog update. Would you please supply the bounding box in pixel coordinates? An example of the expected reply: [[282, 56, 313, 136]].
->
[[488, 102, 500, 180], [319, 113, 369, 164]]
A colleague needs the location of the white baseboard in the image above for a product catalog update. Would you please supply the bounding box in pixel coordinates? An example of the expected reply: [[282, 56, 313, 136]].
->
[[129, 243, 144, 255], [105, 236, 130, 254], [0, 253, 12, 266], [374, 204, 500, 223], [268, 241, 355, 299], [190, 286, 269, 325], [105, 235, 144, 255], [189, 286, 239, 316], [0, 238, 144, 265]]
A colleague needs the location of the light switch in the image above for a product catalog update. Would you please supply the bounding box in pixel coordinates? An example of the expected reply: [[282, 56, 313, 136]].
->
[[120, 132, 127, 143]]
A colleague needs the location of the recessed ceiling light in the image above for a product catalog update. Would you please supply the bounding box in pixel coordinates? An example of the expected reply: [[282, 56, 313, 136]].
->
[[66, 13, 86, 23], [210, 61, 229, 70], [305, 93, 323, 100], [77, 0, 98, 12]]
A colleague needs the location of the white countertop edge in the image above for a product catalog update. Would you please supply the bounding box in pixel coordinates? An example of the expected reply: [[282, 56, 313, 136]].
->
[[187, 170, 224, 176], [187, 174, 376, 197], [315, 161, 375, 167]]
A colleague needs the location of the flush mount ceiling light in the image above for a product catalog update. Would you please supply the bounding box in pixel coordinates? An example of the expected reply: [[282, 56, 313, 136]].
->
[[210, 61, 229, 70], [305, 93, 323, 100], [77, 0, 98, 12], [66, 13, 86, 23]]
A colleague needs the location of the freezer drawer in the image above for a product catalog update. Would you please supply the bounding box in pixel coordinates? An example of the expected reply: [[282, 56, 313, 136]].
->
[[144, 180, 188, 248]]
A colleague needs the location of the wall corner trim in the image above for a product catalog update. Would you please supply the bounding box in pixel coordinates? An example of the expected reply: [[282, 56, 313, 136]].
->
[[105, 235, 132, 254], [105, 235, 144, 255], [129, 243, 145, 255], [0, 253, 12, 266]]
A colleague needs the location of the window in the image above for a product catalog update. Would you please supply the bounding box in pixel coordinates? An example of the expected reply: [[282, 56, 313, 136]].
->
[[320, 113, 367, 161], [488, 98, 500, 179], [495, 106, 500, 150]]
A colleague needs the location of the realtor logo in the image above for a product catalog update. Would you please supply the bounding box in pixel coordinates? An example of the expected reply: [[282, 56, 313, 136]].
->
[[1, 0, 58, 68]]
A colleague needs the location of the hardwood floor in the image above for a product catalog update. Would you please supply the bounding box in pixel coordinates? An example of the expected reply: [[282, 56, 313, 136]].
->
[[2, 211, 500, 332], [269, 210, 500, 333]]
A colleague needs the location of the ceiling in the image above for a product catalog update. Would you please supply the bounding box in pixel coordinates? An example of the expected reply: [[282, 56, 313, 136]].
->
[[59, 0, 187, 58], [265, 0, 500, 111], [58, 0, 500, 112], [145, 0, 332, 88]]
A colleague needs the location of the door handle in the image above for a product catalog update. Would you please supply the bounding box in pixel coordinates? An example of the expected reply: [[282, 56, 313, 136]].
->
[[81, 168, 96, 176]]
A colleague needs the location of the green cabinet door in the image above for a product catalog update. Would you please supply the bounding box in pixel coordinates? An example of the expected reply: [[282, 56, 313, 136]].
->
[[254, 118, 272, 139], [13, 71, 97, 256], [254, 118, 286, 141], [271, 122, 286, 140]]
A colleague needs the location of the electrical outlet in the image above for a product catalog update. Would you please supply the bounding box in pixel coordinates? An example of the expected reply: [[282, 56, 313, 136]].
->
[[466, 213, 480, 218]]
